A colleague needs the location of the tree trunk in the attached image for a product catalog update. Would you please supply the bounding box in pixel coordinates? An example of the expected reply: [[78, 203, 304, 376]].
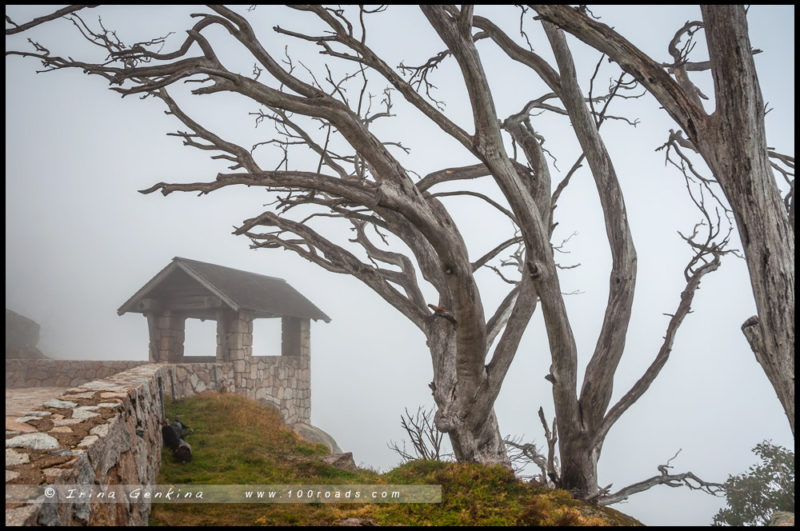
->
[[698, 5, 794, 435], [427, 323, 511, 467], [559, 433, 600, 500], [446, 409, 509, 466]]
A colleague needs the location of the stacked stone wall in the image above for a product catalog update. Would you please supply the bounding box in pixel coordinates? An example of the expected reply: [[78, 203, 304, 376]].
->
[[5, 355, 308, 526], [5, 362, 238, 526], [5, 356, 308, 424], [167, 362, 235, 398], [5, 360, 149, 389], [242, 356, 310, 425], [7, 364, 168, 525]]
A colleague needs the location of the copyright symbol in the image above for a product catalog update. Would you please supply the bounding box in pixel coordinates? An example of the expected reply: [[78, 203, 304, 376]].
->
[[44, 487, 55, 498]]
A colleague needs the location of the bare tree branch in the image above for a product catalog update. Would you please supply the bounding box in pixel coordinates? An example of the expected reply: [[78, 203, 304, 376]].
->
[[5, 5, 98, 35], [538, 406, 560, 487], [593, 449, 725, 505], [388, 406, 453, 462], [431, 190, 516, 222], [504, 435, 549, 484]]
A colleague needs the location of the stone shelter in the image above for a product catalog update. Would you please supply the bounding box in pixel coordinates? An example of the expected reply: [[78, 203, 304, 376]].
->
[[117, 256, 330, 364], [5, 258, 338, 526], [117, 256, 330, 425]]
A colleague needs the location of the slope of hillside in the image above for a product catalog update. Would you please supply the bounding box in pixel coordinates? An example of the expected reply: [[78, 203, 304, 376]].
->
[[150, 392, 641, 526]]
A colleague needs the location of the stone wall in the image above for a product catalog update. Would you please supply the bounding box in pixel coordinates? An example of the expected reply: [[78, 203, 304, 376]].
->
[[5, 355, 310, 426], [5, 362, 236, 526], [7, 364, 168, 525], [5, 360, 149, 389], [5, 355, 310, 526], [165, 362, 234, 398], [242, 356, 310, 425]]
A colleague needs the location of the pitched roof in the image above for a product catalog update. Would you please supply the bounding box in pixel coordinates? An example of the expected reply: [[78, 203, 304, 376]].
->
[[117, 257, 330, 322]]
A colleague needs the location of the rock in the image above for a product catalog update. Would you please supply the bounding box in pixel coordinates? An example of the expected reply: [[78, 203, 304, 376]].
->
[[15, 416, 41, 423], [6, 448, 30, 465], [71, 406, 101, 420], [60, 391, 96, 399], [6, 432, 60, 450], [42, 399, 78, 409], [5, 505, 38, 527], [769, 511, 795, 526], [337, 517, 378, 526], [43, 467, 69, 480], [52, 418, 84, 426], [77, 435, 99, 447], [292, 422, 343, 453], [90, 423, 110, 437], [6, 417, 38, 433], [5, 309, 46, 359], [322, 452, 357, 472]]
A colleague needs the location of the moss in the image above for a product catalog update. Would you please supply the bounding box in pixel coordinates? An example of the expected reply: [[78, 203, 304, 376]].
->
[[150, 392, 643, 526]]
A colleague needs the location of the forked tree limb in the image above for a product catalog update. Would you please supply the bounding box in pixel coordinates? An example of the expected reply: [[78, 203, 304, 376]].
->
[[593, 449, 725, 506]]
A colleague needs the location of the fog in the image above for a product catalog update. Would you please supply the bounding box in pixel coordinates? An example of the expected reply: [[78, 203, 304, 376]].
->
[[5, 5, 793, 525]]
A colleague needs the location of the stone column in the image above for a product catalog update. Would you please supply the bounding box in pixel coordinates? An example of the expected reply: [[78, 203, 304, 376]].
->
[[281, 317, 310, 357], [223, 310, 253, 392], [215, 311, 229, 362], [146, 314, 159, 362], [281, 317, 311, 423], [147, 312, 185, 363]]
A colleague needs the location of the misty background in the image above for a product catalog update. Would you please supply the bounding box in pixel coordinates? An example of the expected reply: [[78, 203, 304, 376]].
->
[[5, 5, 793, 525]]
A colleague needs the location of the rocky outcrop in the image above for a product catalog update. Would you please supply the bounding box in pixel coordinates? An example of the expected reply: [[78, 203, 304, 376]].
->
[[322, 452, 357, 472], [5, 309, 46, 359], [291, 423, 353, 471], [292, 422, 342, 453]]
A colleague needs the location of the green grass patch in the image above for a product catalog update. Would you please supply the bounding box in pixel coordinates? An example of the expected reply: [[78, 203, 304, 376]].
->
[[149, 392, 641, 526]]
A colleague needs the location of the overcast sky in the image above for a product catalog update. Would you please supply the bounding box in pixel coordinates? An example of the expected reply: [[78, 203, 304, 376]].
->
[[5, 5, 794, 526]]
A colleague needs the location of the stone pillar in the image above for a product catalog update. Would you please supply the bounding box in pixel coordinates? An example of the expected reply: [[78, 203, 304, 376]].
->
[[281, 317, 311, 424], [215, 311, 229, 362], [146, 314, 159, 362], [281, 317, 310, 357], [222, 310, 253, 393], [147, 312, 185, 363]]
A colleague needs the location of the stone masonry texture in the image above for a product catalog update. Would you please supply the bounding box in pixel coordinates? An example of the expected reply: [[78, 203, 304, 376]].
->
[[6, 351, 311, 526]]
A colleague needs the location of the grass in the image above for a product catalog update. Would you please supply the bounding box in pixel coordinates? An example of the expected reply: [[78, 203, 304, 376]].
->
[[149, 392, 641, 526]]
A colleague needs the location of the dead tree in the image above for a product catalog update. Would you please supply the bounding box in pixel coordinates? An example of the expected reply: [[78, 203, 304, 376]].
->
[[504, 407, 560, 487], [443, 7, 732, 500], [5, 5, 534, 466], [532, 4, 795, 437], [388, 406, 452, 463], [4, 5, 750, 501]]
